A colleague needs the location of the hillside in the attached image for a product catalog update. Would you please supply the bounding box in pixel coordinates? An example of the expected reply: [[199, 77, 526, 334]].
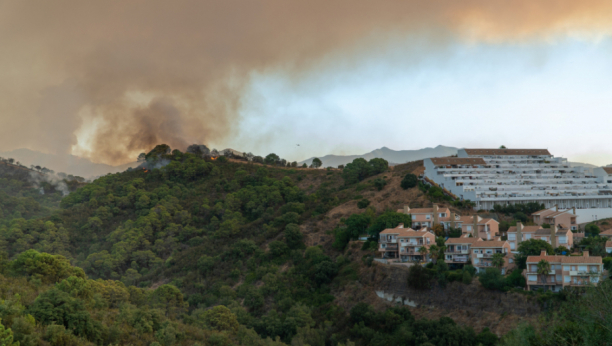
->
[[0, 146, 608, 345], [299, 145, 459, 167], [0, 160, 84, 226], [0, 148, 138, 178]]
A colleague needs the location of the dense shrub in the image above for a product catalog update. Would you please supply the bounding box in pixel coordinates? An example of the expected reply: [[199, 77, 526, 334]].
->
[[400, 173, 418, 190]]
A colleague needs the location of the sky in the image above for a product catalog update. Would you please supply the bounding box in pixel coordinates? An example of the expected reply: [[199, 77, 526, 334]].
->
[[1, 1, 612, 166]]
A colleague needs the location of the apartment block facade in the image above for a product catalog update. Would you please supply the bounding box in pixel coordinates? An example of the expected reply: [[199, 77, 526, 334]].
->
[[507, 222, 574, 252], [400, 204, 498, 239], [378, 224, 436, 263], [532, 207, 578, 231], [444, 236, 481, 265], [424, 148, 612, 211], [471, 240, 514, 274], [524, 251, 603, 291]]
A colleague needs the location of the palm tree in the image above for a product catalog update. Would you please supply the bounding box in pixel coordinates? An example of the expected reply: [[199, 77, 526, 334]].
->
[[428, 245, 439, 264], [537, 259, 551, 285], [418, 246, 428, 264], [491, 253, 505, 269]]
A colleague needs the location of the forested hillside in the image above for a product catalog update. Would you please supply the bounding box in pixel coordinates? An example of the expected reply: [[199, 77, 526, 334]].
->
[[0, 145, 609, 346], [0, 160, 84, 226], [0, 146, 502, 346]]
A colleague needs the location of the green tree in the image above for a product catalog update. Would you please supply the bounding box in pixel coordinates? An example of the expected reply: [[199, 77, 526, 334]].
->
[[373, 178, 387, 191], [491, 253, 505, 269], [536, 259, 551, 284], [400, 173, 418, 190], [284, 224, 304, 249], [198, 306, 239, 333], [366, 211, 411, 238], [264, 153, 280, 165], [310, 158, 322, 169], [462, 270, 472, 284], [0, 319, 17, 346], [515, 239, 554, 269], [418, 246, 428, 264], [585, 223, 601, 236], [479, 268, 505, 290], [357, 199, 370, 209]]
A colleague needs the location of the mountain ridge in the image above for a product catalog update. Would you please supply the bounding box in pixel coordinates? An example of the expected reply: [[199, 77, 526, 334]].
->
[[299, 145, 460, 167], [0, 148, 138, 178]]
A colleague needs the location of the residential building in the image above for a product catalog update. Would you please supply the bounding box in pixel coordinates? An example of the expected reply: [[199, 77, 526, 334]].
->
[[459, 215, 499, 240], [606, 241, 612, 254], [507, 224, 543, 252], [424, 148, 612, 212], [523, 251, 603, 291], [378, 224, 435, 263], [399, 205, 499, 239], [444, 235, 481, 265], [400, 205, 452, 230], [599, 229, 612, 239], [532, 207, 578, 231], [471, 239, 514, 274], [507, 222, 573, 251]]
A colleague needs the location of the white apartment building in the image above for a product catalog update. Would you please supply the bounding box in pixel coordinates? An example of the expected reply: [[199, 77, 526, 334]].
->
[[424, 149, 612, 213]]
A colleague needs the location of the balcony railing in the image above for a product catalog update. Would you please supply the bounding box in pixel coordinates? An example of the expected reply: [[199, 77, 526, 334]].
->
[[481, 253, 506, 258]]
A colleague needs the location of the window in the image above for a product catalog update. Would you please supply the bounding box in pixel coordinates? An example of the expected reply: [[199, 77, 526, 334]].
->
[[528, 275, 537, 282], [579, 266, 587, 272], [563, 265, 570, 271], [467, 226, 472, 231], [508, 234, 516, 240], [541, 237, 547, 242], [426, 215, 431, 220], [440, 213, 446, 217], [510, 243, 515, 250], [525, 234, 532, 239], [564, 276, 570, 283], [531, 265, 537, 272]]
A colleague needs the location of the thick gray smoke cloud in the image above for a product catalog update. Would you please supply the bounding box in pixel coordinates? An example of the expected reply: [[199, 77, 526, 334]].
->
[[1, 1, 612, 164]]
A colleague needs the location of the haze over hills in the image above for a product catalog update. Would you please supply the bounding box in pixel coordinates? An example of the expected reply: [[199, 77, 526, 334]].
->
[[0, 148, 138, 178], [300, 145, 460, 167], [300, 145, 601, 170]]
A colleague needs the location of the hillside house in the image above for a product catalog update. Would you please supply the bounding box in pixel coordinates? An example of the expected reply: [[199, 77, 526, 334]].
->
[[378, 224, 436, 263], [523, 251, 603, 291], [532, 207, 578, 231], [444, 235, 481, 265], [400, 205, 452, 230], [606, 241, 612, 254], [507, 223, 573, 252], [599, 229, 612, 239], [471, 240, 514, 274]]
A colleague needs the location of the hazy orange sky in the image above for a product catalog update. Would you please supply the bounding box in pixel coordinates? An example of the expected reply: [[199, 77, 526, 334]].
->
[[2, 1, 612, 165]]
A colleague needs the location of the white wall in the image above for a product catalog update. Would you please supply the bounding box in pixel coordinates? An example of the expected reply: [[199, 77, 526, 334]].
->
[[573, 208, 612, 224]]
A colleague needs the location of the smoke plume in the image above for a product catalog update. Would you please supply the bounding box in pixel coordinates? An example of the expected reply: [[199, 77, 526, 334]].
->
[[1, 1, 612, 164]]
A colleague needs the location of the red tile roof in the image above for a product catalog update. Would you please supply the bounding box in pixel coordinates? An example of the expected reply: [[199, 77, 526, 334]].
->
[[526, 254, 602, 264], [603, 167, 612, 175]]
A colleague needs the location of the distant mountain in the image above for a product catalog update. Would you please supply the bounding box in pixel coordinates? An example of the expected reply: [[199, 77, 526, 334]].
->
[[0, 148, 138, 179], [299, 145, 460, 167]]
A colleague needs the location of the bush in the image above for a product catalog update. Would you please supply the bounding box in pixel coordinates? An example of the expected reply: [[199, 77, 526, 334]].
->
[[373, 178, 387, 191], [585, 223, 601, 236], [400, 173, 418, 190], [407, 265, 432, 290], [357, 199, 370, 209], [463, 265, 476, 276], [604, 257, 612, 271], [462, 271, 472, 284], [514, 212, 528, 223], [479, 268, 505, 291]]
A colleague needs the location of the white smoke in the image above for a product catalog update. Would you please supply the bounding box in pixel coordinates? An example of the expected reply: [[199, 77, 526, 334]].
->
[[29, 170, 72, 196]]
